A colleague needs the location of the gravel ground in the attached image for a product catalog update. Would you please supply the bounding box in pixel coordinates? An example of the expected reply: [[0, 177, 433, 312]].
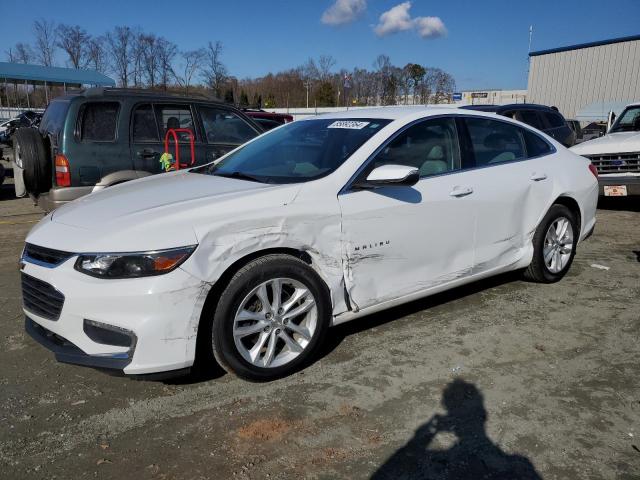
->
[[0, 184, 638, 480]]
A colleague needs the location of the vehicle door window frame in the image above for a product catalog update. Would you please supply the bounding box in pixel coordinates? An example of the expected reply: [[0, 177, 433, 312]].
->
[[153, 102, 201, 144], [341, 114, 467, 194], [75, 101, 121, 143], [130, 102, 161, 144], [457, 114, 556, 167], [195, 104, 261, 147]]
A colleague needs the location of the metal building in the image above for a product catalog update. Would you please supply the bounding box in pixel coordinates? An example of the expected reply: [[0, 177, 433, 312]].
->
[[527, 34, 640, 121]]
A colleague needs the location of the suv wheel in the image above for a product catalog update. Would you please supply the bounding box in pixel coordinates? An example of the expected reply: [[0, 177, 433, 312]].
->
[[211, 254, 330, 381], [524, 204, 578, 283]]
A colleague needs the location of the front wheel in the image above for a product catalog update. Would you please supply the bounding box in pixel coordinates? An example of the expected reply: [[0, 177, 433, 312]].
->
[[524, 204, 578, 283], [211, 254, 331, 381]]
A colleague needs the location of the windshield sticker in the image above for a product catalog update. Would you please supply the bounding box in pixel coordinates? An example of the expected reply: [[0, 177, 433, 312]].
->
[[328, 120, 370, 130]]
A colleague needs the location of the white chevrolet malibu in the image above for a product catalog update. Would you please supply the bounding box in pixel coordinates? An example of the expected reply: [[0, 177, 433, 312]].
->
[[21, 107, 598, 381]]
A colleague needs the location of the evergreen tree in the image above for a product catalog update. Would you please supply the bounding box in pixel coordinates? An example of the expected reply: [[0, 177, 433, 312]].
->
[[223, 88, 235, 104], [239, 90, 249, 108]]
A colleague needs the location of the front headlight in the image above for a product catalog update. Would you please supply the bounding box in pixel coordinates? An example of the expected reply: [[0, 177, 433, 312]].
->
[[74, 246, 196, 279]]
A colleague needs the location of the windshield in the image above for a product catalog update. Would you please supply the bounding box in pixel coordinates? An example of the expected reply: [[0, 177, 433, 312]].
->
[[197, 118, 391, 184], [609, 106, 640, 133]]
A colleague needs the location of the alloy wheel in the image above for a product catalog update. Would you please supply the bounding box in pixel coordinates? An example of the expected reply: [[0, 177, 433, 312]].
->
[[232, 278, 318, 368], [543, 217, 574, 274]]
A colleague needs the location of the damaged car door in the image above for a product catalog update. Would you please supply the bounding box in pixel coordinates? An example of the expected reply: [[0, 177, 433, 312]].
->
[[460, 116, 555, 273], [338, 117, 476, 310]]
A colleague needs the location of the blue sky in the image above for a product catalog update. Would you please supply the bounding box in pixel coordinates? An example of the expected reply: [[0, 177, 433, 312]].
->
[[3, 0, 639, 90]]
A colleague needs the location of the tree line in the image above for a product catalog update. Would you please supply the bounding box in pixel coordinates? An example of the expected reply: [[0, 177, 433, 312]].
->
[[4, 20, 456, 109]]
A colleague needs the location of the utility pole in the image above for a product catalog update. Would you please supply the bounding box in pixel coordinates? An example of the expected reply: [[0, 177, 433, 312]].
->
[[304, 81, 311, 108]]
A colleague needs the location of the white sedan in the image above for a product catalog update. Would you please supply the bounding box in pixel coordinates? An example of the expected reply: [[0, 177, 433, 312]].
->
[[21, 107, 598, 381]]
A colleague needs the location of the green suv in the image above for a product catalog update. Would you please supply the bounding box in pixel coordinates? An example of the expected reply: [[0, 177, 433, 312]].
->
[[13, 88, 263, 211]]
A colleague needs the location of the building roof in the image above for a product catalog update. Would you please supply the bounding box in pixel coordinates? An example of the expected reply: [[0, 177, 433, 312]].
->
[[0, 62, 115, 86], [529, 34, 640, 57]]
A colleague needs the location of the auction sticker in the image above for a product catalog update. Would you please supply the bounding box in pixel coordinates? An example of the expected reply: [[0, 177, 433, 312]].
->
[[603, 185, 627, 196], [328, 120, 370, 129]]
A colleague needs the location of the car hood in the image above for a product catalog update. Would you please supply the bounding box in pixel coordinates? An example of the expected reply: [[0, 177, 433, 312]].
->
[[571, 131, 640, 155], [27, 171, 301, 252]]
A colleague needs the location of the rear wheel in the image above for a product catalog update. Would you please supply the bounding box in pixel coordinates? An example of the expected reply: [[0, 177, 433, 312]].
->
[[211, 254, 330, 381], [524, 204, 578, 283]]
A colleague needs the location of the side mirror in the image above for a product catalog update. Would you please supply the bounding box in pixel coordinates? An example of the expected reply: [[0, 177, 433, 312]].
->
[[355, 164, 419, 189]]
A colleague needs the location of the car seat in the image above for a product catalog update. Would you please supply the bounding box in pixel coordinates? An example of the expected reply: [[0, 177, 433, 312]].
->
[[483, 133, 517, 164], [419, 143, 449, 176]]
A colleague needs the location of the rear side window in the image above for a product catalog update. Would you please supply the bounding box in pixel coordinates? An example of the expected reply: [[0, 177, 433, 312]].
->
[[39, 99, 70, 136], [79, 102, 119, 141], [517, 110, 543, 130], [132, 104, 159, 142], [199, 106, 258, 144], [523, 129, 553, 157], [544, 112, 565, 128], [464, 117, 526, 166]]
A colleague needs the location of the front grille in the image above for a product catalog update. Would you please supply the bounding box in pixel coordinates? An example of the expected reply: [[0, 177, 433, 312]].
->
[[585, 152, 640, 174], [21, 273, 65, 321], [23, 243, 74, 267]]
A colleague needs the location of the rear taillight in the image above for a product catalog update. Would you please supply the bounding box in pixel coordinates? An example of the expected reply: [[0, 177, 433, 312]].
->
[[588, 163, 598, 178], [55, 154, 71, 187]]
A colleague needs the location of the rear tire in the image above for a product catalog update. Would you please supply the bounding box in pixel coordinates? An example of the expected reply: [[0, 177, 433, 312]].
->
[[524, 204, 578, 283], [14, 128, 51, 195], [210, 254, 331, 381]]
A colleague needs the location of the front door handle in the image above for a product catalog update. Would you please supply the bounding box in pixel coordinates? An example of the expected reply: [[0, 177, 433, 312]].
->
[[449, 186, 474, 197], [530, 172, 548, 181], [137, 148, 157, 159]]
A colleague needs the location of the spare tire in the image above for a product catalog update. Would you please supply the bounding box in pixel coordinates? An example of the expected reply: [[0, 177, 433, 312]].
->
[[14, 128, 51, 195]]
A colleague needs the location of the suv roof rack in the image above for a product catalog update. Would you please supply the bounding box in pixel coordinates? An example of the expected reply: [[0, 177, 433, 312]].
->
[[81, 87, 223, 102]]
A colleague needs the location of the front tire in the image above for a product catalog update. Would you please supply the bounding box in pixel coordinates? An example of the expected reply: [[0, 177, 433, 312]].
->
[[211, 254, 331, 381], [524, 204, 578, 283]]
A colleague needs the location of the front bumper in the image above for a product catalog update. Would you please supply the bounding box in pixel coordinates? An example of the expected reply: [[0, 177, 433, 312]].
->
[[598, 175, 640, 196], [26, 316, 132, 370], [21, 257, 210, 375]]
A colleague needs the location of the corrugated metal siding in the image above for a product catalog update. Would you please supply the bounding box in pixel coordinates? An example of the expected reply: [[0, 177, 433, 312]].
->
[[527, 39, 640, 119]]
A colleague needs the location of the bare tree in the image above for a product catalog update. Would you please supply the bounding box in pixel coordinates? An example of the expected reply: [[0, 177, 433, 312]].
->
[[106, 26, 134, 87], [175, 49, 204, 95], [139, 34, 160, 87], [157, 38, 177, 90], [201, 41, 228, 98], [7, 43, 34, 64], [34, 19, 57, 66], [86, 36, 107, 73], [57, 24, 89, 68], [318, 54, 336, 81]]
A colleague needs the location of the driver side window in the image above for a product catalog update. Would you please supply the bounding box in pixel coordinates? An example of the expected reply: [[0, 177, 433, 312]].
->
[[367, 117, 461, 178]]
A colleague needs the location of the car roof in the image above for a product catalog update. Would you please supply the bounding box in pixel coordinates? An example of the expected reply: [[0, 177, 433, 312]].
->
[[305, 105, 466, 121], [461, 103, 558, 113]]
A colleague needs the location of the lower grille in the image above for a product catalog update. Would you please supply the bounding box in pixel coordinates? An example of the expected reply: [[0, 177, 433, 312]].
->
[[21, 273, 65, 321], [586, 152, 640, 174]]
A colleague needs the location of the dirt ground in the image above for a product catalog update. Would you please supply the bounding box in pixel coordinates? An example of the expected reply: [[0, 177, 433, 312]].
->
[[0, 182, 638, 480]]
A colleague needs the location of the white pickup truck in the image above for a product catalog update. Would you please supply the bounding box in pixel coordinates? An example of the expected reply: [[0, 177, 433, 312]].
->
[[571, 102, 640, 197]]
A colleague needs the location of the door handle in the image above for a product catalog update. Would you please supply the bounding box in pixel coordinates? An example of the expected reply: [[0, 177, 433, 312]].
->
[[530, 172, 547, 181], [137, 148, 157, 159], [449, 186, 474, 197]]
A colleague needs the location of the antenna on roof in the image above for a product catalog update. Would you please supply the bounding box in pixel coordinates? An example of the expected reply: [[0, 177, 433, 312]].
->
[[527, 25, 534, 79]]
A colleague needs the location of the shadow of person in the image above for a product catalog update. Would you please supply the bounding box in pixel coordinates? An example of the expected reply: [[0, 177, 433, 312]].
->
[[371, 379, 542, 480]]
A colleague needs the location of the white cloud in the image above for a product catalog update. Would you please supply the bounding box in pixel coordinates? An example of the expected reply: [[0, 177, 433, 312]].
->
[[414, 16, 447, 39], [374, 2, 447, 39], [321, 0, 367, 26]]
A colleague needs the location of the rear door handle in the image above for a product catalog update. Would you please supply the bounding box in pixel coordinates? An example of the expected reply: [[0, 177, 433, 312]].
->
[[530, 172, 548, 181], [137, 148, 157, 159], [449, 186, 474, 197]]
